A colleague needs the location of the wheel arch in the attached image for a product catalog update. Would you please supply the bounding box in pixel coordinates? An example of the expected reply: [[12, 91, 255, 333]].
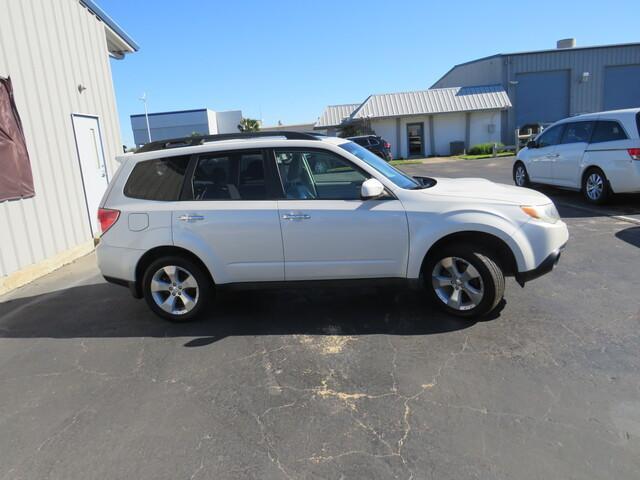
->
[[133, 246, 214, 298], [419, 231, 519, 279]]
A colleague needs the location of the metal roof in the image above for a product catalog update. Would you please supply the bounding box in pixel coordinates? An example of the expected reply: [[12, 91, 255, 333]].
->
[[315, 103, 360, 128], [350, 85, 511, 120], [80, 0, 139, 52]]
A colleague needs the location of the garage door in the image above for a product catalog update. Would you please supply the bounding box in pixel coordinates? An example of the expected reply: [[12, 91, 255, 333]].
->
[[516, 70, 570, 127], [604, 64, 640, 110]]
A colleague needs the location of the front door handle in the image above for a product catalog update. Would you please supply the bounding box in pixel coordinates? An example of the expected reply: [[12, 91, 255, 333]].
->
[[178, 214, 204, 222], [281, 213, 311, 221], [547, 153, 560, 159]]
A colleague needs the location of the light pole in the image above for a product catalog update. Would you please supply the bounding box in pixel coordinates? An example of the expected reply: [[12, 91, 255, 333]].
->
[[139, 92, 152, 144]]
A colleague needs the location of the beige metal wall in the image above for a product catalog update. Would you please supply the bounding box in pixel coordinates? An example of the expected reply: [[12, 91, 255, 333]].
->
[[0, 0, 123, 277]]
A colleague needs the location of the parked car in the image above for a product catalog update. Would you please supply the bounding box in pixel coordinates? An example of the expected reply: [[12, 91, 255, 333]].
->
[[348, 135, 392, 161], [97, 131, 568, 322], [513, 108, 640, 204]]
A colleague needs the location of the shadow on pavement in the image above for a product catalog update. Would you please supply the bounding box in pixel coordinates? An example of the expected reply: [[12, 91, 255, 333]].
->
[[0, 283, 486, 345], [615, 227, 640, 248], [532, 185, 640, 219]]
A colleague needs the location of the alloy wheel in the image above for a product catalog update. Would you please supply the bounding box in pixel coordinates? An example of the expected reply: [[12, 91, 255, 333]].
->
[[586, 173, 604, 200], [431, 257, 484, 311], [150, 265, 199, 315], [515, 165, 527, 186]]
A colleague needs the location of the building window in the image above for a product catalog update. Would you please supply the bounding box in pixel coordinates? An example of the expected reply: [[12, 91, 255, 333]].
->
[[0, 77, 35, 202]]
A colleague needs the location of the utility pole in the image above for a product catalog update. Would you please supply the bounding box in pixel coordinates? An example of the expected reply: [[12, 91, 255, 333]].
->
[[139, 92, 152, 144]]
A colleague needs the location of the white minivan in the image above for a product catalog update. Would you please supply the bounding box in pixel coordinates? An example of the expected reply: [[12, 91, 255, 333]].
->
[[514, 108, 640, 204]]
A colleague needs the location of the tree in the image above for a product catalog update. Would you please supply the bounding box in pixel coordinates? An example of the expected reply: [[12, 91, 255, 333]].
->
[[238, 118, 260, 132], [338, 123, 360, 138]]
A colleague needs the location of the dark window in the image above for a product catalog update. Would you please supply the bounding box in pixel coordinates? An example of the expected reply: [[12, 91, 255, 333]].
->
[[560, 121, 594, 144], [636, 112, 640, 137], [352, 137, 369, 146], [191, 151, 266, 200], [368, 136, 379, 145], [275, 149, 368, 200], [537, 125, 564, 147], [124, 156, 189, 201], [590, 121, 628, 143]]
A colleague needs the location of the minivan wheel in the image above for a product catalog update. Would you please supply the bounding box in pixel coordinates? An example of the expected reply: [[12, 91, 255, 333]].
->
[[582, 168, 610, 205], [142, 256, 212, 322], [424, 245, 505, 318], [513, 162, 530, 187]]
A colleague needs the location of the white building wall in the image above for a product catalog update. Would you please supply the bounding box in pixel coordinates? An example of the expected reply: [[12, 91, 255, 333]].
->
[[469, 110, 502, 147], [432, 113, 466, 156], [215, 110, 242, 134], [206, 109, 218, 134], [0, 0, 124, 278], [370, 118, 397, 157]]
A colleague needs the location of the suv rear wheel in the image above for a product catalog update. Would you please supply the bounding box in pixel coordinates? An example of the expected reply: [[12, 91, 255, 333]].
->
[[142, 256, 213, 322], [424, 244, 505, 318]]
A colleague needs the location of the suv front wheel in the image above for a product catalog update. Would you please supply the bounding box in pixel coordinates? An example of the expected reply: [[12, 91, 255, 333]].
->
[[142, 256, 213, 322], [424, 245, 505, 318]]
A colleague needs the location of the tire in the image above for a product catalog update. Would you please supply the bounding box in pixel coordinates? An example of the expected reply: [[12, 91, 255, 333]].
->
[[513, 161, 530, 187], [423, 244, 505, 319], [142, 256, 213, 322], [582, 167, 610, 205]]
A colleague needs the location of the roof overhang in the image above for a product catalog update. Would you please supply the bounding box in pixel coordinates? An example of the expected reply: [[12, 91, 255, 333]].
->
[[80, 0, 139, 58]]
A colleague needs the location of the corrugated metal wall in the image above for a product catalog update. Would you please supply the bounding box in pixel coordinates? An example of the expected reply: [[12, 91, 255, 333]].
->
[[0, 0, 122, 277], [431, 56, 504, 89]]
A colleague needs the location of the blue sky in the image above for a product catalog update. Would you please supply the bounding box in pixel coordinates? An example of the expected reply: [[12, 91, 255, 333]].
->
[[101, 0, 640, 147]]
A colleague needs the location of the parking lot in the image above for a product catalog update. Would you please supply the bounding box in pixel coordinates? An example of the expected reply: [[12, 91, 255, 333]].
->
[[1, 156, 639, 479]]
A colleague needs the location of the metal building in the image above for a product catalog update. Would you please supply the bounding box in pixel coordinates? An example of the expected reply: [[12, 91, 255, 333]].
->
[[130, 109, 243, 147], [0, 0, 137, 292], [432, 40, 640, 143]]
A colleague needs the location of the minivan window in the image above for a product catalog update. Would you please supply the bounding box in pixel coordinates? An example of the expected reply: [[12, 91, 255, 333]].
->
[[590, 121, 628, 143], [537, 125, 564, 147], [560, 122, 594, 144], [192, 151, 267, 200], [124, 156, 189, 201]]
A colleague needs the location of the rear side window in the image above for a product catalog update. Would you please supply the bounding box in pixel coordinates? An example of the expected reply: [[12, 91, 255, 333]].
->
[[560, 122, 594, 144], [636, 112, 640, 137], [353, 137, 369, 146], [124, 156, 189, 201], [590, 121, 628, 143], [191, 151, 267, 200]]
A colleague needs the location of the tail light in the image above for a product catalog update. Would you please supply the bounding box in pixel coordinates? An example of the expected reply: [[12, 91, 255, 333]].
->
[[628, 148, 640, 160], [97, 208, 120, 235], [384, 142, 391, 149]]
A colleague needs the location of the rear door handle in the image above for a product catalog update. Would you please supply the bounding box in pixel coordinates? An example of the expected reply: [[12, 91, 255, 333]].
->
[[178, 214, 204, 222], [281, 213, 311, 220]]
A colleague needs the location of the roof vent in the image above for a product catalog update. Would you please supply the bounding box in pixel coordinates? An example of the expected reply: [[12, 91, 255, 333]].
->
[[557, 38, 576, 49]]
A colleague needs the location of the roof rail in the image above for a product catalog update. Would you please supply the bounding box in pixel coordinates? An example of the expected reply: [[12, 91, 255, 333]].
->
[[136, 131, 321, 153]]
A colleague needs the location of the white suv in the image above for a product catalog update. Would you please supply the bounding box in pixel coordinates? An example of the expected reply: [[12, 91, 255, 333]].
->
[[514, 108, 640, 204], [96, 132, 568, 321]]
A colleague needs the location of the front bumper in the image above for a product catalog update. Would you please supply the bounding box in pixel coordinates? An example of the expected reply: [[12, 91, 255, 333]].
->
[[515, 243, 566, 286]]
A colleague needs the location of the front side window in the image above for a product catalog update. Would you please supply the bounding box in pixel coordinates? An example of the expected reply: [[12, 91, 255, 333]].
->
[[561, 122, 594, 144], [590, 121, 628, 143], [192, 151, 266, 200], [124, 155, 189, 201], [339, 141, 419, 189], [276, 150, 368, 200], [537, 125, 564, 148]]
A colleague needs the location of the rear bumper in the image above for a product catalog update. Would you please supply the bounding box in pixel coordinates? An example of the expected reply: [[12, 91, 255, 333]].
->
[[103, 275, 142, 298], [515, 243, 565, 286]]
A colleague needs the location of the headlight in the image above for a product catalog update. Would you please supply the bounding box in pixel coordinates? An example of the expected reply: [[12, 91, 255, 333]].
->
[[521, 204, 560, 224]]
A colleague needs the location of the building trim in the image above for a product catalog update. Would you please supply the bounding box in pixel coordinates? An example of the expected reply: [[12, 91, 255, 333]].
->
[[130, 108, 208, 118], [80, 0, 139, 51]]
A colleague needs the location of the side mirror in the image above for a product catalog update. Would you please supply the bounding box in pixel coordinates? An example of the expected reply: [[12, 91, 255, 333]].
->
[[361, 178, 385, 199], [527, 140, 538, 149]]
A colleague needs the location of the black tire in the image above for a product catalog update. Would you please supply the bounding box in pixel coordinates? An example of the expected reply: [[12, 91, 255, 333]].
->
[[513, 161, 530, 187], [423, 244, 505, 319], [142, 255, 213, 322], [582, 167, 610, 205]]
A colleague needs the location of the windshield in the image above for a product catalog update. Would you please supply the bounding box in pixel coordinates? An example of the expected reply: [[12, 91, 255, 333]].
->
[[339, 142, 419, 189]]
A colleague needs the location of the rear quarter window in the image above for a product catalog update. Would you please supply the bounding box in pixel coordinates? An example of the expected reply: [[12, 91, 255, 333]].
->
[[636, 112, 640, 137], [124, 155, 189, 201]]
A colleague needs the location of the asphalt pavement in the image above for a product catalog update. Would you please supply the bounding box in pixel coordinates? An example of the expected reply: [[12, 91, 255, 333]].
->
[[1, 156, 639, 479]]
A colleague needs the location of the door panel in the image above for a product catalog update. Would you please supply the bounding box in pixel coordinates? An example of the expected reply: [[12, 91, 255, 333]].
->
[[553, 122, 593, 187], [277, 199, 409, 280], [526, 124, 565, 182], [72, 115, 108, 236]]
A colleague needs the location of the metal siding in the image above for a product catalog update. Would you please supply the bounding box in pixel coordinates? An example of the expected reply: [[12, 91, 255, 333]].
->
[[315, 103, 360, 128], [603, 64, 640, 110], [432, 56, 504, 88], [0, 0, 125, 277]]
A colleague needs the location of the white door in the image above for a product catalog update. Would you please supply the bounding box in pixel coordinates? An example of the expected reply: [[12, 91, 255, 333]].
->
[[525, 124, 564, 182], [275, 149, 409, 281], [172, 150, 285, 283], [552, 121, 594, 187], [72, 115, 108, 236]]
